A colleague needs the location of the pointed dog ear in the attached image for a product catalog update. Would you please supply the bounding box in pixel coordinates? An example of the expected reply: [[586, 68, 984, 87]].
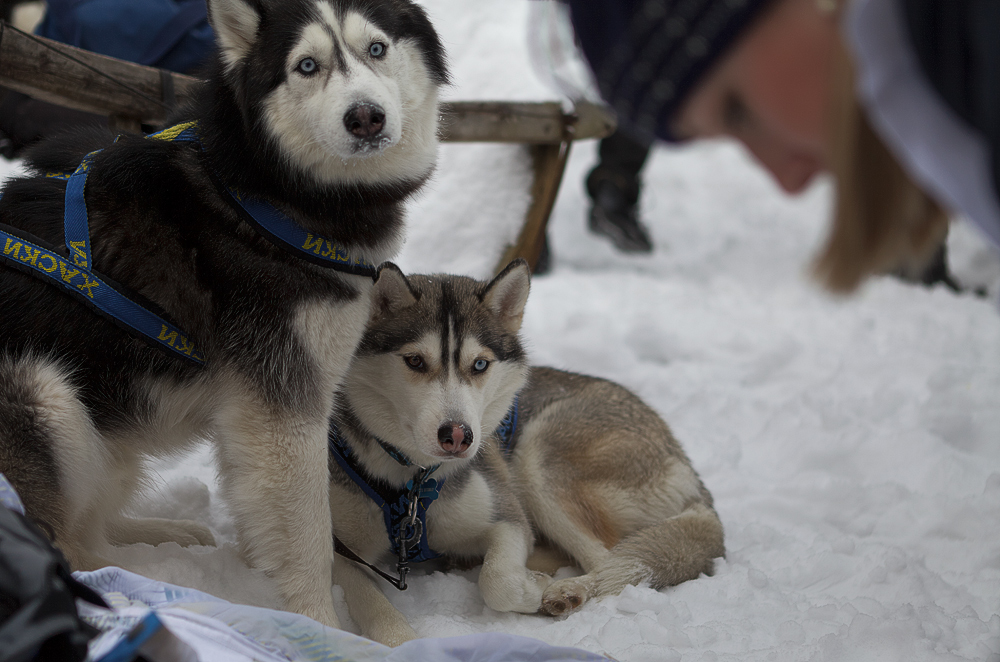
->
[[483, 259, 531, 333], [207, 0, 261, 71], [370, 262, 419, 323]]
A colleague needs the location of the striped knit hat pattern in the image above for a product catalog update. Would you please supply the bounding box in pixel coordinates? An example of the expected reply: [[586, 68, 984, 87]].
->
[[566, 0, 774, 141]]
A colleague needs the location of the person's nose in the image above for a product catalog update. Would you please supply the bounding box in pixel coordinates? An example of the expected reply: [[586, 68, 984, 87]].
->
[[742, 137, 822, 194]]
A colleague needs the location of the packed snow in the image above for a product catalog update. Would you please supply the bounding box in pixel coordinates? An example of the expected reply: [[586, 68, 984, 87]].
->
[[4, 1, 1000, 660]]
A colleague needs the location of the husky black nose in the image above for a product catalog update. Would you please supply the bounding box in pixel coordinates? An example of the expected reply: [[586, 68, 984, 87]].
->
[[438, 422, 472, 454], [344, 103, 385, 139]]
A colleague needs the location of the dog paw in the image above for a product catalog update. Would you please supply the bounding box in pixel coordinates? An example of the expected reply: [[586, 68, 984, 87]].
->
[[108, 517, 216, 548], [367, 622, 418, 648], [171, 519, 217, 547], [481, 569, 553, 613], [540, 577, 590, 616]]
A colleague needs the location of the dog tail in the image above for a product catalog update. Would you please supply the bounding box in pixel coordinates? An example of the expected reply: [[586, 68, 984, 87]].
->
[[0, 356, 79, 543], [589, 502, 725, 598]]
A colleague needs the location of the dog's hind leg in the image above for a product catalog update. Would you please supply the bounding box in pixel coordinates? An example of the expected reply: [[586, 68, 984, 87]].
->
[[333, 558, 416, 646], [0, 357, 117, 570], [525, 486, 611, 615], [540, 502, 725, 616]]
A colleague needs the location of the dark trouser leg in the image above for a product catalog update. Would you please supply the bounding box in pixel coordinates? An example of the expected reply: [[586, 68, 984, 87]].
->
[[586, 130, 652, 204]]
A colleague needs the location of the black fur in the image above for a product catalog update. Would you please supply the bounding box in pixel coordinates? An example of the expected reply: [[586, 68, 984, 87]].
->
[[0, 0, 446, 430]]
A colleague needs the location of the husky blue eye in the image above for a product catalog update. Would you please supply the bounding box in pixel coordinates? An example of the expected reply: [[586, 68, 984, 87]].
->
[[369, 42, 386, 58], [297, 58, 318, 75], [472, 359, 489, 373]]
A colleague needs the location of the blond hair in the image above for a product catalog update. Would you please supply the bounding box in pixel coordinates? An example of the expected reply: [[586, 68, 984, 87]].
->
[[812, 38, 950, 293]]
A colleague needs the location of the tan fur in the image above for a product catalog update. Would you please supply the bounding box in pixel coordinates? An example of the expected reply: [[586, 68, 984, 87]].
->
[[560, 487, 621, 550], [509, 373, 724, 616]]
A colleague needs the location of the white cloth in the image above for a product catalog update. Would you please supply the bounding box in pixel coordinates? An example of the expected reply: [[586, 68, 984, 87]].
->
[[844, 0, 1000, 250], [76, 567, 609, 662]]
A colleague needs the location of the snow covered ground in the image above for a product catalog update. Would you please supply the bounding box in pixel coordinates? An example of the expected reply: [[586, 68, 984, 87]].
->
[[4, 1, 1000, 660]]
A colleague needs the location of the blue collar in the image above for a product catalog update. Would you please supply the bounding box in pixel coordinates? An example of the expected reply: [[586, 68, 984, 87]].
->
[[148, 122, 378, 279], [496, 395, 520, 456]]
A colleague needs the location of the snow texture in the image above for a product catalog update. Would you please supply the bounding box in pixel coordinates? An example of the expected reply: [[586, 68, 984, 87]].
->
[[2, 1, 999, 660]]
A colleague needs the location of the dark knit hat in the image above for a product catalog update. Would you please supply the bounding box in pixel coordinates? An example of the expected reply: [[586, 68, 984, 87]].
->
[[565, 0, 775, 142]]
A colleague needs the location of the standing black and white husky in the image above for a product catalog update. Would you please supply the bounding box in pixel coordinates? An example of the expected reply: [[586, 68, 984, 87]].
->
[[0, 0, 447, 627], [328, 261, 725, 645]]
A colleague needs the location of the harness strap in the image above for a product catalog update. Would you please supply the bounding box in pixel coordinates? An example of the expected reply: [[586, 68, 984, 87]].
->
[[0, 224, 205, 365], [63, 149, 100, 269], [326, 399, 521, 590], [149, 121, 379, 278], [1, 120, 379, 366], [333, 536, 409, 590], [328, 424, 443, 590], [375, 436, 419, 467]]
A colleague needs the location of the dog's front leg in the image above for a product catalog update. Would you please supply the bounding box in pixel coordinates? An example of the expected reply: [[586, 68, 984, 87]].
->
[[478, 521, 553, 613], [334, 559, 416, 646], [215, 391, 339, 628]]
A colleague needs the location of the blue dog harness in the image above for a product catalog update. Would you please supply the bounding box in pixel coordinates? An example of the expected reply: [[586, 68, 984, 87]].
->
[[0, 121, 378, 366], [328, 424, 443, 590], [327, 397, 520, 590]]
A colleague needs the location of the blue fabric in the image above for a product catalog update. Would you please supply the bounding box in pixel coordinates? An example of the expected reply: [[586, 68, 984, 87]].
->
[[76, 567, 613, 662], [0, 472, 25, 515], [35, 0, 214, 74], [899, 0, 1000, 222], [94, 612, 164, 662]]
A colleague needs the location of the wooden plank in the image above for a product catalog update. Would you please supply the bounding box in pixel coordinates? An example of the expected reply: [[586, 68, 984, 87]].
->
[[0, 24, 615, 143], [0, 22, 196, 123], [494, 142, 572, 274], [438, 100, 614, 144]]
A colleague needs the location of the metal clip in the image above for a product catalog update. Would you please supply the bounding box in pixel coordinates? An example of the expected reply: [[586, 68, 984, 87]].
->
[[392, 465, 434, 591]]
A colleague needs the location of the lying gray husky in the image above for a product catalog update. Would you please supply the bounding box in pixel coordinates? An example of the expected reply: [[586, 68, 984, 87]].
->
[[327, 260, 725, 645]]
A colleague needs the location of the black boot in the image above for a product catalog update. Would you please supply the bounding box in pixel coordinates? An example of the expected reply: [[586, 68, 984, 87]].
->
[[585, 129, 654, 253], [588, 179, 653, 253]]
